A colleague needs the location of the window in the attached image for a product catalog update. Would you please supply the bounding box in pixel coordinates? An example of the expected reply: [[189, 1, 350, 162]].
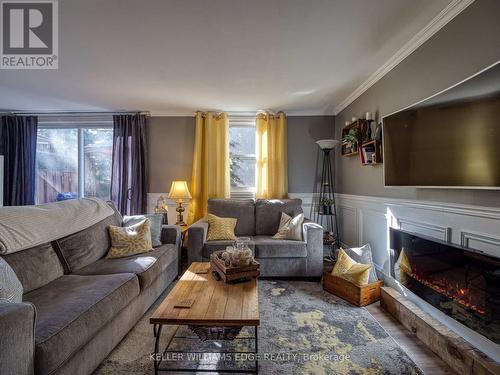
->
[[229, 116, 256, 198], [36, 118, 113, 204]]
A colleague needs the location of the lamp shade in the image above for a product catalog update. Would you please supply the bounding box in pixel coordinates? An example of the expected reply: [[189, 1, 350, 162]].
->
[[316, 139, 339, 150], [168, 181, 192, 200]]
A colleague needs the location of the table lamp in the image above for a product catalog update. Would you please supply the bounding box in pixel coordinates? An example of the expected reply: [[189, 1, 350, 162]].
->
[[168, 181, 192, 226]]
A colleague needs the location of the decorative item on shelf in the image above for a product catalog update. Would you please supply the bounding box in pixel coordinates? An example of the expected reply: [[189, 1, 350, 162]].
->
[[154, 195, 169, 224], [189, 326, 243, 341], [323, 231, 336, 245], [360, 140, 383, 166], [374, 122, 382, 141], [341, 127, 360, 156], [365, 112, 374, 142], [314, 139, 340, 263], [167, 180, 192, 226], [321, 198, 334, 215]]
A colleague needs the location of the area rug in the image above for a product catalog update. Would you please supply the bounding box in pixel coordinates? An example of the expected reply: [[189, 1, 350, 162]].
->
[[95, 280, 423, 374]]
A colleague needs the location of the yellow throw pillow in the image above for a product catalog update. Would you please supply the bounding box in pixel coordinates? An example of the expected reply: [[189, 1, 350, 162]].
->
[[106, 219, 153, 259], [207, 214, 237, 241], [331, 248, 372, 286]]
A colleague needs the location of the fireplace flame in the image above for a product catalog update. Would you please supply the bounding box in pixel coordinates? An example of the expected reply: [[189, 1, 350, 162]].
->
[[403, 268, 486, 315]]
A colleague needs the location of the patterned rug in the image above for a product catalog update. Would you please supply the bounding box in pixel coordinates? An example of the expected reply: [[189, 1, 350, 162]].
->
[[95, 280, 423, 374]]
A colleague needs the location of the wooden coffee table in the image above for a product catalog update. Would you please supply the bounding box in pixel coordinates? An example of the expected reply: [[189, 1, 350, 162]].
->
[[150, 262, 260, 374]]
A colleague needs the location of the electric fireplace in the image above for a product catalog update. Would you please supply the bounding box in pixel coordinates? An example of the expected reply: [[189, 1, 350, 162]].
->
[[390, 228, 500, 344]]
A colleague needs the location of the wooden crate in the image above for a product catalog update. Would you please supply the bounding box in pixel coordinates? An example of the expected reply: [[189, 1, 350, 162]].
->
[[210, 251, 260, 283], [323, 272, 383, 307]]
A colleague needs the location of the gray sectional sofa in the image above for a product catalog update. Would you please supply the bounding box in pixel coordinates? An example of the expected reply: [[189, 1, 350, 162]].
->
[[0, 204, 180, 375], [188, 198, 323, 277]]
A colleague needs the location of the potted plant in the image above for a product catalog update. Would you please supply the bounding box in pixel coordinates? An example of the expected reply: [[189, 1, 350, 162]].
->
[[321, 198, 334, 215], [342, 128, 359, 154]]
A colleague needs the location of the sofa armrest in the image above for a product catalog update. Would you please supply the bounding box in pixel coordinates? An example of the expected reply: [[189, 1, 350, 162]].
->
[[161, 224, 182, 247], [187, 218, 209, 265], [303, 219, 324, 276], [0, 302, 36, 375]]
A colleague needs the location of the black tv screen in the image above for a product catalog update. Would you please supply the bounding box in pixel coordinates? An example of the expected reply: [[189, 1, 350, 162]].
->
[[383, 63, 500, 189]]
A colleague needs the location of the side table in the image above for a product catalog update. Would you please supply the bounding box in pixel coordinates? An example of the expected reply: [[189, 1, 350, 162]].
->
[[178, 224, 189, 276]]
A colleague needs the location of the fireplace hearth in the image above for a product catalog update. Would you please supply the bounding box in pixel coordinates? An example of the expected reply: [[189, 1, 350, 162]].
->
[[390, 228, 500, 345]]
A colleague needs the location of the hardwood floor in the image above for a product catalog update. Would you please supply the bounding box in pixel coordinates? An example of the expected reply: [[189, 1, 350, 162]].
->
[[366, 302, 456, 375]]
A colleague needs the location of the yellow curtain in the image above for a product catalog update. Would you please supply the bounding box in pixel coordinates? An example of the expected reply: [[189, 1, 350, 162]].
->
[[188, 111, 230, 224], [256, 112, 288, 199]]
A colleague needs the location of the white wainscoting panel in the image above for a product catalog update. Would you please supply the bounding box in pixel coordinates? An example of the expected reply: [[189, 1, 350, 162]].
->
[[358, 208, 389, 270], [337, 204, 358, 248], [460, 231, 500, 255], [397, 218, 451, 242]]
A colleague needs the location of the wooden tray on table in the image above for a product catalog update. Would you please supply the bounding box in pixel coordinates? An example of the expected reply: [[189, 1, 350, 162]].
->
[[210, 251, 260, 282]]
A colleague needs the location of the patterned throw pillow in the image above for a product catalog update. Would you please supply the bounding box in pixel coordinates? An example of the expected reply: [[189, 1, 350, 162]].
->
[[0, 257, 23, 303], [272, 212, 304, 241], [331, 248, 372, 286], [106, 219, 153, 259], [206, 214, 237, 241]]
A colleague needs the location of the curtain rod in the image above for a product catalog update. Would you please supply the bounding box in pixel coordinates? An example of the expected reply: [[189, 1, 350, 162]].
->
[[5, 110, 150, 116]]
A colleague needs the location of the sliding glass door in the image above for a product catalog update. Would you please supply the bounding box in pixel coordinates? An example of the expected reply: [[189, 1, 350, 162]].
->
[[35, 120, 113, 204]]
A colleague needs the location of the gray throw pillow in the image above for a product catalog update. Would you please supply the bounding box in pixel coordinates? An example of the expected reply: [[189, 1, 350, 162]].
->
[[343, 244, 378, 283], [123, 214, 163, 247], [272, 212, 304, 241], [0, 257, 23, 303]]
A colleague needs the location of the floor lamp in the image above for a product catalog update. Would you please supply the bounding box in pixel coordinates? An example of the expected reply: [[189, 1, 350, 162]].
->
[[315, 139, 340, 261]]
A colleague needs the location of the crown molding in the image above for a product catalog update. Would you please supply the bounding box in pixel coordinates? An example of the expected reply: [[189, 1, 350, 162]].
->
[[333, 0, 475, 115], [148, 109, 335, 117], [148, 111, 196, 117]]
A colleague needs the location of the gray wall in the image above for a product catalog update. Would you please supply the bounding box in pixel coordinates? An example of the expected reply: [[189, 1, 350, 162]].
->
[[148, 115, 334, 194], [335, 0, 500, 207], [288, 116, 334, 193], [148, 116, 195, 193]]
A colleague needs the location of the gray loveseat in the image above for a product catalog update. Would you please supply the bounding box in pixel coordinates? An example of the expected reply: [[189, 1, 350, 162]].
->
[[0, 203, 180, 375], [187, 198, 323, 277]]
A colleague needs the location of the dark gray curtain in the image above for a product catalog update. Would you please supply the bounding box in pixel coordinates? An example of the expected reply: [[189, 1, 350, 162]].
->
[[1, 116, 38, 206], [111, 114, 148, 215]]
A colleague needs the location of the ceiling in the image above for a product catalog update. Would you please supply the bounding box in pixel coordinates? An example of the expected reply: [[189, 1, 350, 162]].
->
[[0, 0, 455, 115]]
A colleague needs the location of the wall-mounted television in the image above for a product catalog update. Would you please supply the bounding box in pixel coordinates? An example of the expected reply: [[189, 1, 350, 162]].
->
[[383, 62, 500, 189]]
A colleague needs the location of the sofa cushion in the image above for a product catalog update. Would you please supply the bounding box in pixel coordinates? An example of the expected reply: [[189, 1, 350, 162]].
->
[[253, 235, 307, 258], [208, 199, 255, 236], [55, 213, 121, 273], [75, 244, 177, 289], [202, 240, 255, 259], [255, 199, 303, 235], [3, 243, 64, 294], [24, 273, 139, 375]]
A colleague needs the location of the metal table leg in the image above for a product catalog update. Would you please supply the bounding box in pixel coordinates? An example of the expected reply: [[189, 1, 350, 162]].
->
[[154, 324, 163, 375], [255, 326, 259, 374]]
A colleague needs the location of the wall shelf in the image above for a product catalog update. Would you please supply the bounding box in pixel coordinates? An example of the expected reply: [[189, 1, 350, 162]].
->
[[341, 119, 368, 156], [360, 139, 383, 166]]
